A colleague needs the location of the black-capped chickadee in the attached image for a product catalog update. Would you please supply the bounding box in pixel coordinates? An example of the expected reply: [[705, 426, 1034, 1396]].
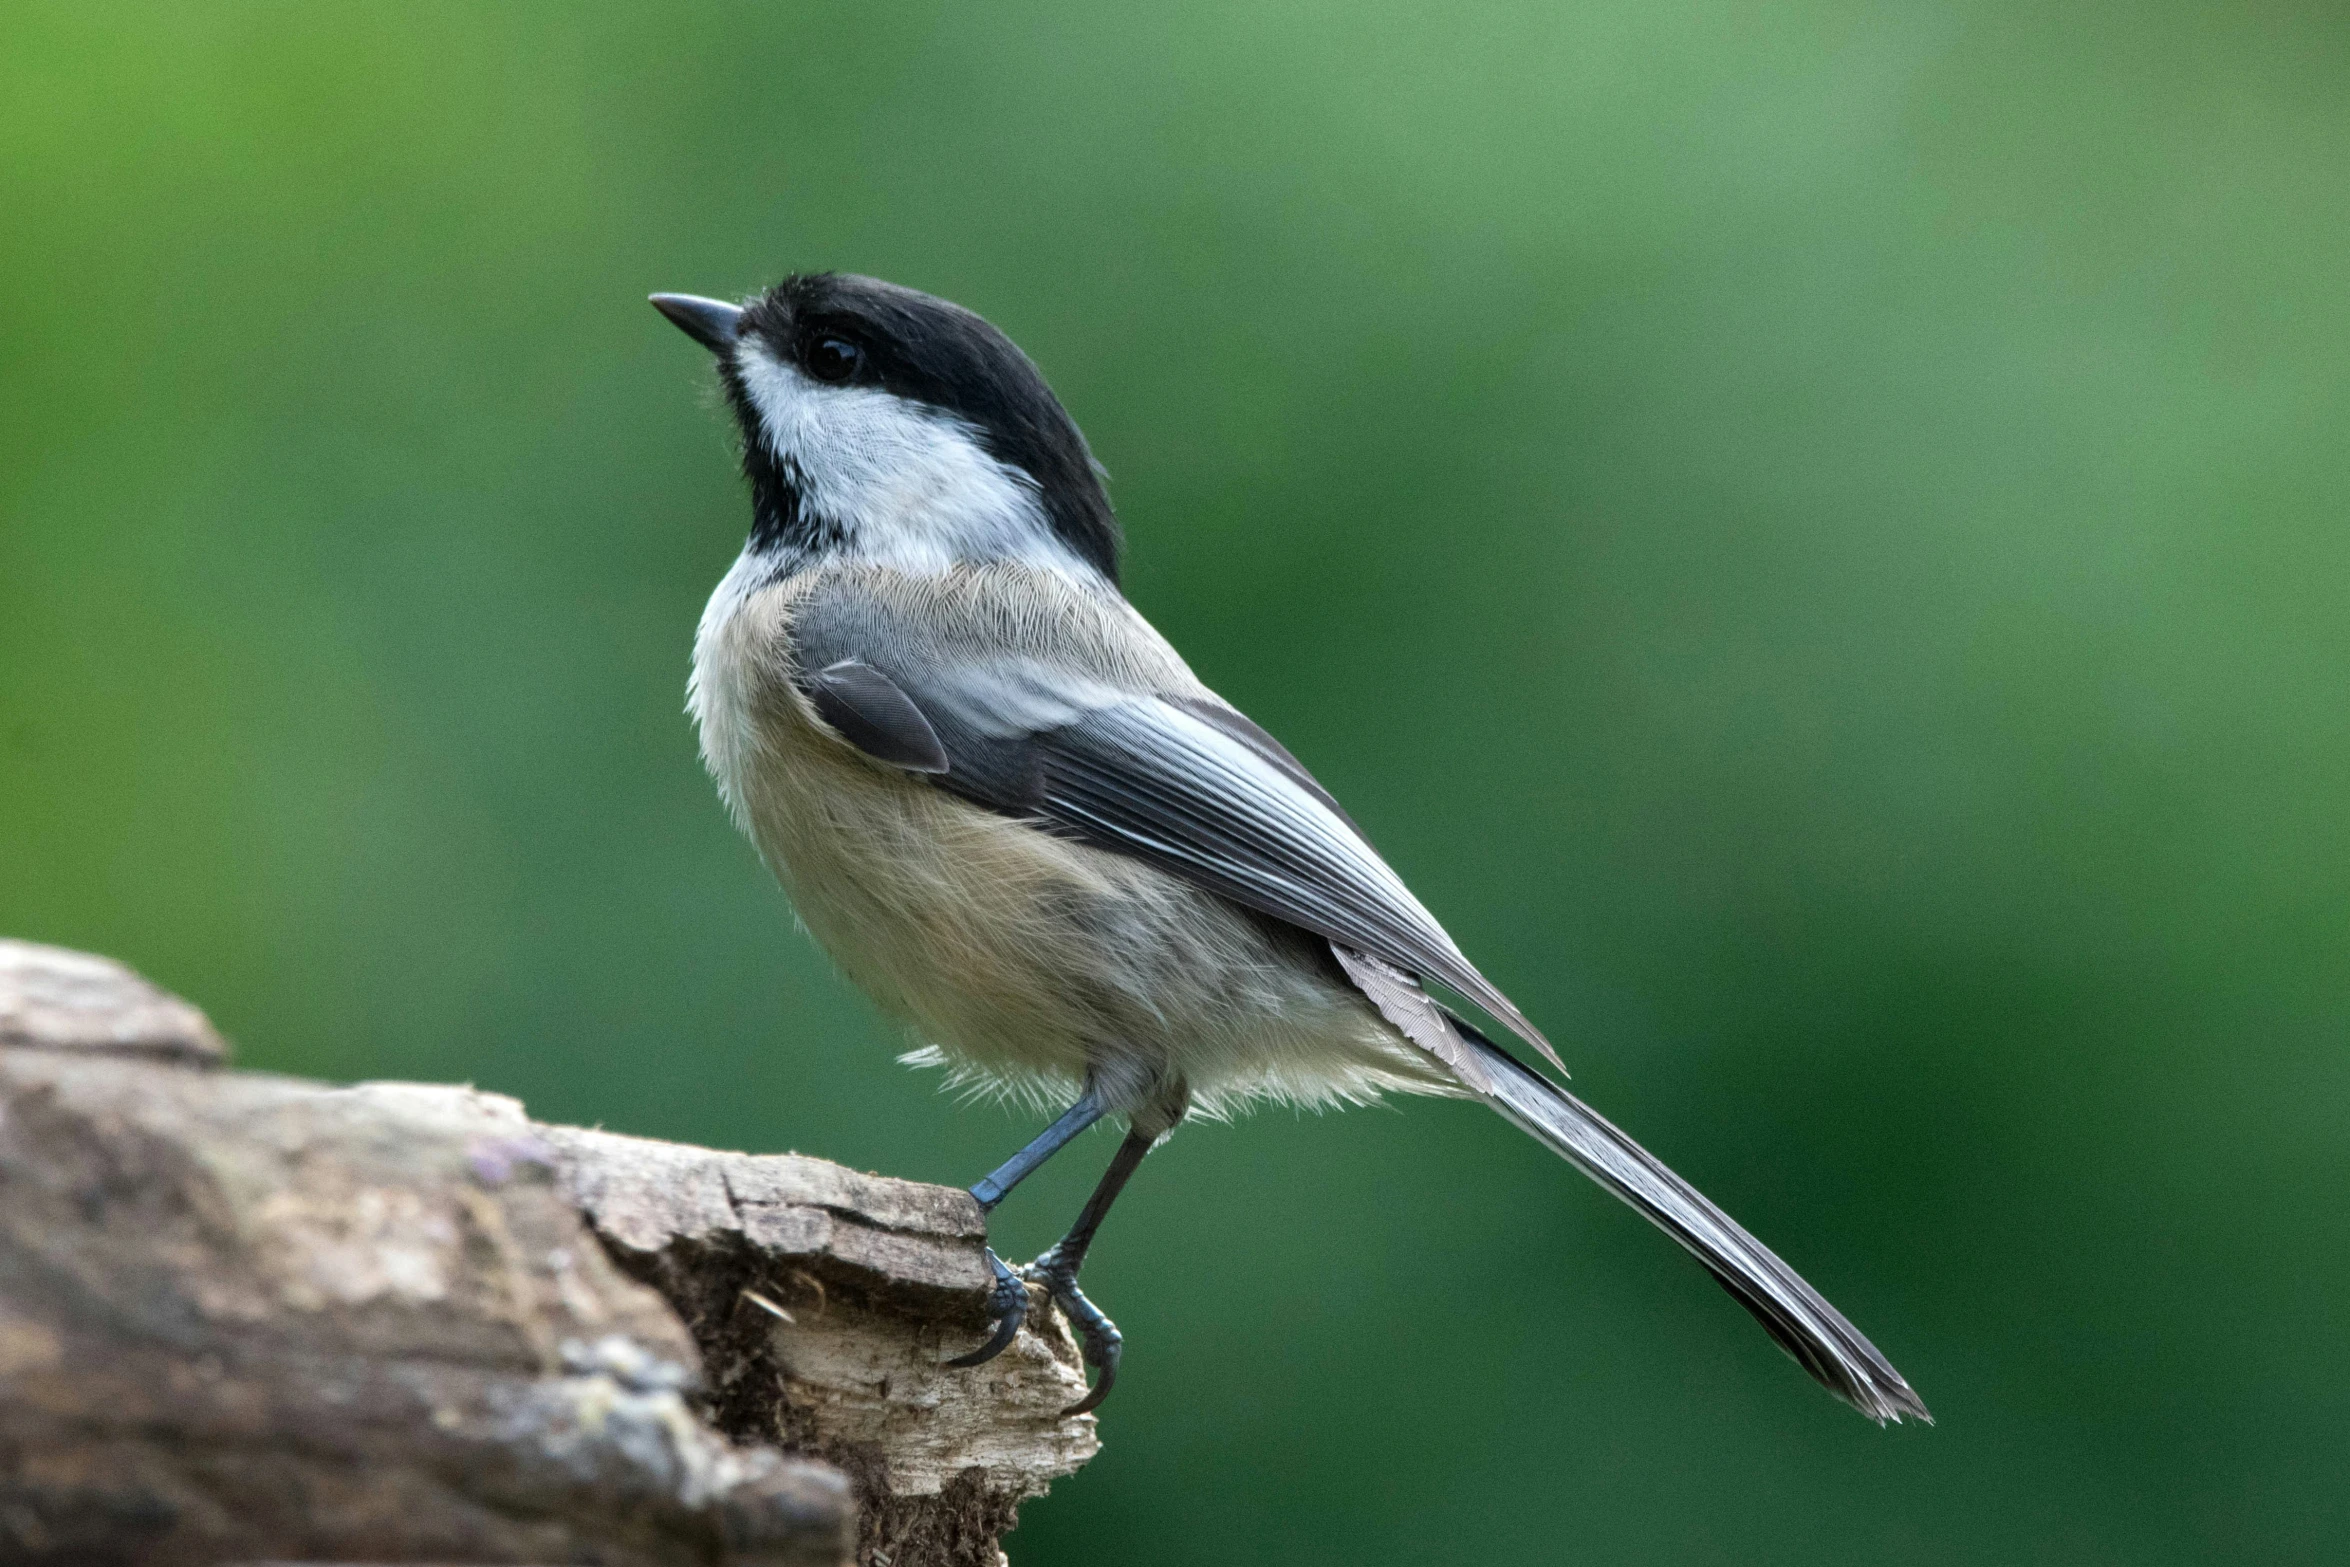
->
[[650, 276, 1927, 1424]]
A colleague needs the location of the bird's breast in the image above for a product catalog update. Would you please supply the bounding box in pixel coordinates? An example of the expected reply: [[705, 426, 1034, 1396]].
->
[[684, 557, 1438, 1117], [689, 563, 1151, 1076]]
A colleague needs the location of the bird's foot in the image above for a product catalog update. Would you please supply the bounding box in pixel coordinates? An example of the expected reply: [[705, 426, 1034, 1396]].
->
[[945, 1246, 1029, 1368], [1023, 1243, 1122, 1415]]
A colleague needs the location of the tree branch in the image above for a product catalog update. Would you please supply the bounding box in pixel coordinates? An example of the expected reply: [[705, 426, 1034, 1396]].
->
[[0, 939, 1099, 1567]]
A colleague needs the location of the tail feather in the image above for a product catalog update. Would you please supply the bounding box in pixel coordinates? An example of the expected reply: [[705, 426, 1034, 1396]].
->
[[1463, 1027, 1930, 1425]]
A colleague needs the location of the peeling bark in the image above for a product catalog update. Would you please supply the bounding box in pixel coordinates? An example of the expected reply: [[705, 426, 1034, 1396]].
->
[[0, 940, 1099, 1566]]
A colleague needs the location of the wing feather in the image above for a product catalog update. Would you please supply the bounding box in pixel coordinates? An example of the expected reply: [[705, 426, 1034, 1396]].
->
[[782, 567, 1927, 1421], [787, 569, 1565, 1072]]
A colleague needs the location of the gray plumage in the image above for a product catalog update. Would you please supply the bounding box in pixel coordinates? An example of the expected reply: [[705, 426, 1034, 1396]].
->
[[660, 273, 1929, 1424], [1461, 1023, 1924, 1422]]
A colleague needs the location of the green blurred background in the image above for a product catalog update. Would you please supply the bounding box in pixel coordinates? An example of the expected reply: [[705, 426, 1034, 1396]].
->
[[6, 1, 2347, 1560]]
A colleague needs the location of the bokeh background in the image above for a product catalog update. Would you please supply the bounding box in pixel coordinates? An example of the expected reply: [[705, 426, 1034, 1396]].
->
[[7, 2, 2348, 1561]]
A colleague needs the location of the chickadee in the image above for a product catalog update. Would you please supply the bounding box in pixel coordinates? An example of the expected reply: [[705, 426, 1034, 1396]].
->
[[651, 275, 1927, 1424]]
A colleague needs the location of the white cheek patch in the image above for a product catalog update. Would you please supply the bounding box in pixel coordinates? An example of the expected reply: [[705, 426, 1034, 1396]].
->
[[736, 345, 1080, 574]]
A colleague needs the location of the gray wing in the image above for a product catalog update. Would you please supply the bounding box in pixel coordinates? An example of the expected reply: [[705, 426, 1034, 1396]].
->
[[793, 576, 1928, 1422], [806, 659, 949, 774], [790, 586, 1564, 1075]]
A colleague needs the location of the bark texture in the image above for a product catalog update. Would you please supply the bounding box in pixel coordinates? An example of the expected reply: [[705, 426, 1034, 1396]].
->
[[0, 939, 1099, 1567]]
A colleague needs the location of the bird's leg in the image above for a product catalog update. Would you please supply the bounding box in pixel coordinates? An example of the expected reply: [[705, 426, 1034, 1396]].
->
[[946, 1084, 1108, 1369], [1023, 1126, 1156, 1415]]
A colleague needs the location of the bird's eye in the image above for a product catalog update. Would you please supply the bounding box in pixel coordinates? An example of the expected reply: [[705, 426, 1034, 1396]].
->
[[805, 336, 863, 384]]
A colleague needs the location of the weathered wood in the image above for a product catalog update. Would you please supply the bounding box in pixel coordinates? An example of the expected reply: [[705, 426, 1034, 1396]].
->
[[0, 940, 227, 1065], [0, 940, 1100, 1566]]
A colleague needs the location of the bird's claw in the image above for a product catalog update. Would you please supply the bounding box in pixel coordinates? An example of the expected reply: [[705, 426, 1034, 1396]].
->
[[945, 1242, 1123, 1414], [1024, 1245, 1123, 1415], [945, 1247, 1029, 1368]]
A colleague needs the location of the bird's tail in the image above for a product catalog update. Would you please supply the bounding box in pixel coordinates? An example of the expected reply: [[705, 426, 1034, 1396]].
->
[[1460, 1025, 1930, 1424]]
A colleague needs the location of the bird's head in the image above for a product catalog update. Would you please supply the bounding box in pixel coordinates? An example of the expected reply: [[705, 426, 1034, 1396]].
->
[[652, 274, 1119, 583]]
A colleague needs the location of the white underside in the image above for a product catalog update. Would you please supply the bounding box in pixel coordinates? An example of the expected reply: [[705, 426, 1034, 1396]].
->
[[690, 556, 1459, 1129]]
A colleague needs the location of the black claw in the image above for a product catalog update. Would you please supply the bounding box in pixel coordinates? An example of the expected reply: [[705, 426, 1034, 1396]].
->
[[1059, 1303, 1121, 1417], [1026, 1248, 1123, 1415], [946, 1247, 1028, 1368]]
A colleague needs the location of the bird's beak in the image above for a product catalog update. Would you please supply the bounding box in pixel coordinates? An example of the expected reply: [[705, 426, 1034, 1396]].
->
[[649, 293, 744, 354]]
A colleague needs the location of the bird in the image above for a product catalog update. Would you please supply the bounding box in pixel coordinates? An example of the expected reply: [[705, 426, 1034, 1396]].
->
[[650, 274, 1928, 1424]]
